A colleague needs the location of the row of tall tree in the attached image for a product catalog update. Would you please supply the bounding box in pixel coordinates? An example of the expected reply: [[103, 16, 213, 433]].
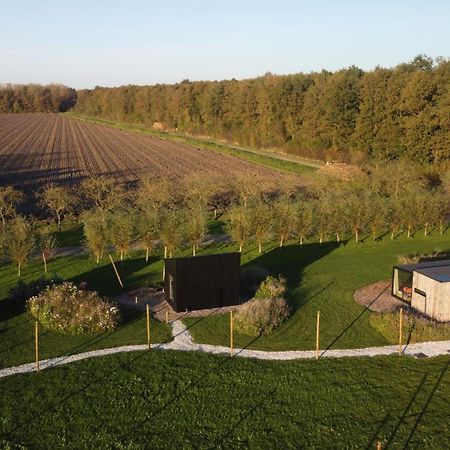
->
[[0, 84, 77, 113], [74, 55, 450, 163]]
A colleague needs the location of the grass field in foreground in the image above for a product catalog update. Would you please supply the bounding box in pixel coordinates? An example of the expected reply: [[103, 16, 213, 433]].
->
[[69, 113, 317, 175], [1, 351, 449, 449]]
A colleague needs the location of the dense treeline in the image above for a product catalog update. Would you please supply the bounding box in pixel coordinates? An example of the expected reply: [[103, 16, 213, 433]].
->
[[0, 84, 77, 113], [74, 55, 450, 163], [1, 162, 450, 276]]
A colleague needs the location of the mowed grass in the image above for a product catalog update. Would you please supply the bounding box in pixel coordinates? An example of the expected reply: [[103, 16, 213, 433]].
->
[[185, 231, 450, 351], [1, 228, 450, 368], [0, 252, 172, 368], [69, 113, 317, 175], [1, 351, 449, 449]]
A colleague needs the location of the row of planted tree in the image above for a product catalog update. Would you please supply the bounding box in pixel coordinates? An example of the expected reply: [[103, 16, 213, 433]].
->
[[0, 161, 449, 276]]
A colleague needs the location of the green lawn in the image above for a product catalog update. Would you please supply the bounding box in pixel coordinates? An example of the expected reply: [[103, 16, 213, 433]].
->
[[1, 229, 450, 369], [185, 231, 450, 351], [1, 351, 449, 449], [0, 252, 171, 368], [69, 113, 317, 175]]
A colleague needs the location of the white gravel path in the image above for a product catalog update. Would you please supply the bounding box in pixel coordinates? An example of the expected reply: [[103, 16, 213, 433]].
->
[[1, 320, 449, 379]]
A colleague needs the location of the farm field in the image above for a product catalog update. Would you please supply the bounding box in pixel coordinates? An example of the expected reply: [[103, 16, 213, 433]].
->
[[1, 351, 449, 449], [0, 113, 284, 187]]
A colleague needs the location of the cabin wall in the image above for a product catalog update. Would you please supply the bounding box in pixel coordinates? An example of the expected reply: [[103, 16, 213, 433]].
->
[[412, 272, 450, 321]]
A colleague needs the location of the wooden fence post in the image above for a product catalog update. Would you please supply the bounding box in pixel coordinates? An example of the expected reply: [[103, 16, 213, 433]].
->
[[109, 254, 124, 288], [146, 305, 151, 351], [398, 307, 403, 355], [316, 310, 320, 360], [230, 310, 234, 357], [35, 321, 40, 372]]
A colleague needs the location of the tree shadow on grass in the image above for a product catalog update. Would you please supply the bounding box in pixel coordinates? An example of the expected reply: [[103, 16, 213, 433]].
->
[[243, 241, 340, 311]]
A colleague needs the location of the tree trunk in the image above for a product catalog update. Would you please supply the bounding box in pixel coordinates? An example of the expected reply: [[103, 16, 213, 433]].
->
[[96, 254, 100, 265], [214, 209, 217, 219], [300, 235, 303, 246], [258, 241, 262, 254], [18, 262, 21, 277], [164, 246, 168, 258], [440, 219, 444, 235], [239, 242, 243, 253], [162, 263, 165, 281], [355, 229, 359, 244], [1, 215, 5, 233], [56, 211, 62, 231], [424, 222, 428, 236], [391, 227, 396, 240], [407, 225, 411, 238], [319, 233, 323, 245], [120, 250, 124, 261], [336, 232, 340, 243], [43, 253, 47, 274], [193, 245, 196, 256], [145, 247, 149, 262], [279, 236, 284, 247], [169, 251, 172, 258]]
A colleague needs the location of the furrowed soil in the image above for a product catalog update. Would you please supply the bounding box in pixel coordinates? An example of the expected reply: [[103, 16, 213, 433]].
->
[[0, 113, 288, 188]]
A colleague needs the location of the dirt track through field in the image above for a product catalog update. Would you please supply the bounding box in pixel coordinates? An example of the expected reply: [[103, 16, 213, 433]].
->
[[0, 113, 285, 187]]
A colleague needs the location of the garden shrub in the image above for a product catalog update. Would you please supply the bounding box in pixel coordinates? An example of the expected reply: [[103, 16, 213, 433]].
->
[[235, 275, 290, 336], [254, 275, 287, 300], [235, 297, 290, 336], [27, 282, 119, 334]]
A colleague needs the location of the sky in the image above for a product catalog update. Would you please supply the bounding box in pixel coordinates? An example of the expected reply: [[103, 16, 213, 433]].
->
[[0, 0, 449, 89]]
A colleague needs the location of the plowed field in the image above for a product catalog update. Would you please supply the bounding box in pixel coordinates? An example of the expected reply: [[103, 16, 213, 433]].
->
[[0, 113, 282, 187]]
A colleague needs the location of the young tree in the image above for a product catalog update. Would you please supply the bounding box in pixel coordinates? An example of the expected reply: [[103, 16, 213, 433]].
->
[[38, 184, 74, 231], [183, 201, 207, 256], [108, 211, 135, 263], [136, 178, 173, 213], [248, 200, 272, 253], [8, 216, 34, 277], [295, 199, 313, 246], [272, 196, 297, 247], [81, 178, 125, 218], [0, 186, 23, 232], [226, 205, 252, 253], [36, 225, 58, 274], [367, 195, 388, 241], [137, 208, 159, 263], [159, 210, 183, 258], [82, 212, 109, 264]]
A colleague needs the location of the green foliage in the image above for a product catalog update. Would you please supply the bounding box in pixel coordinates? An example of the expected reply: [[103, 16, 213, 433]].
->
[[73, 56, 450, 163], [236, 275, 289, 336], [254, 275, 287, 300], [0, 84, 76, 113], [27, 282, 119, 334], [7, 216, 34, 276]]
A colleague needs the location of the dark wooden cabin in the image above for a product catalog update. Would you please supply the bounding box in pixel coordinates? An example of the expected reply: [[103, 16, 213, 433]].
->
[[164, 253, 240, 312]]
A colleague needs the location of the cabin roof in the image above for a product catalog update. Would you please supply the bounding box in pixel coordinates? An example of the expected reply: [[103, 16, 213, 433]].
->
[[394, 259, 450, 283]]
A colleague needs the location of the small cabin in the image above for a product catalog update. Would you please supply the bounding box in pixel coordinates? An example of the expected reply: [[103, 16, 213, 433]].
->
[[392, 260, 450, 322], [164, 253, 240, 312]]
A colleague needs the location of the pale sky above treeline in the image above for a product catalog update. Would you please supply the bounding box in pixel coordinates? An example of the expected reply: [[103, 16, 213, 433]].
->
[[1, 0, 449, 88]]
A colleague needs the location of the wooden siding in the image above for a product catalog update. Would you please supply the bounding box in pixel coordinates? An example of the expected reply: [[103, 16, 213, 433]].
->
[[412, 272, 450, 321]]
